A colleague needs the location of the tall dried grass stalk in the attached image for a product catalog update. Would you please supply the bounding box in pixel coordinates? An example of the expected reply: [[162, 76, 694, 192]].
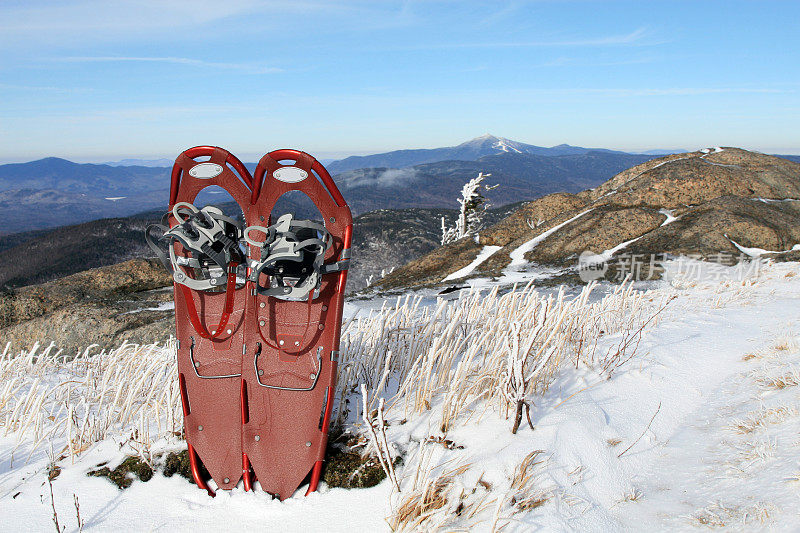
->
[[0, 340, 181, 461]]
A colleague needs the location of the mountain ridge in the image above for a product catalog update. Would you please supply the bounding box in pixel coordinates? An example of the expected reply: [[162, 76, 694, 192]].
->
[[376, 147, 800, 290], [325, 134, 631, 173], [0, 144, 657, 234], [4, 138, 794, 235]]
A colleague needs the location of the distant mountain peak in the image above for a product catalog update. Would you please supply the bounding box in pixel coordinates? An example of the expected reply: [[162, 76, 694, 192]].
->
[[458, 134, 502, 145], [456, 134, 527, 154], [326, 135, 636, 173], [20, 157, 79, 168]]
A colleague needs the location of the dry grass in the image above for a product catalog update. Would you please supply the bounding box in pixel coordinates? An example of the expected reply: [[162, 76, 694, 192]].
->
[[619, 488, 642, 503], [785, 471, 800, 483], [723, 438, 777, 475], [510, 450, 546, 491], [486, 450, 555, 530], [0, 341, 181, 462], [771, 336, 799, 353], [743, 337, 799, 362], [390, 475, 454, 531], [688, 501, 775, 528], [727, 404, 798, 434], [337, 279, 671, 435], [387, 442, 473, 532], [756, 371, 800, 390], [514, 494, 549, 511], [1, 278, 671, 530]]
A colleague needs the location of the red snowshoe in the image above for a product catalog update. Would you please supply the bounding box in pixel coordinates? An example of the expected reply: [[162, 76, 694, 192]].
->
[[146, 146, 352, 499]]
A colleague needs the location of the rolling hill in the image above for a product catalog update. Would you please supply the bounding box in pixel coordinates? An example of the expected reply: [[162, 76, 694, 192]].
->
[[377, 148, 800, 290]]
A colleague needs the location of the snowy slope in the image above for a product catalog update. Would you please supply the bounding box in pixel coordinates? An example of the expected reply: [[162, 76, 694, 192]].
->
[[2, 261, 800, 531]]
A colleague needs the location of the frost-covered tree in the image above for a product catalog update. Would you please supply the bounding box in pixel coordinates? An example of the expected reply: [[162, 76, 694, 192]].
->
[[440, 172, 497, 245]]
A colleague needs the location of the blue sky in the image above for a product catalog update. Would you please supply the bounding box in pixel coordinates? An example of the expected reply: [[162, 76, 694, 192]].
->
[[0, 0, 798, 162]]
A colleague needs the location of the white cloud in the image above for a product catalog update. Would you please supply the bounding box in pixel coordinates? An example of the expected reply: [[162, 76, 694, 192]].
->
[[0, 83, 93, 94], [0, 0, 258, 33], [342, 168, 419, 188], [558, 87, 789, 96], [384, 27, 656, 51], [56, 56, 282, 74]]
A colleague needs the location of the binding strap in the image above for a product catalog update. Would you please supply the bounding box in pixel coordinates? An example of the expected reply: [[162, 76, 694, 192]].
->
[[145, 201, 245, 340], [145, 212, 174, 273], [180, 263, 239, 339]]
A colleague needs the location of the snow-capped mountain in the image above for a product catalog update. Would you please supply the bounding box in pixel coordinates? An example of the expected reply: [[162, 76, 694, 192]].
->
[[325, 134, 627, 173]]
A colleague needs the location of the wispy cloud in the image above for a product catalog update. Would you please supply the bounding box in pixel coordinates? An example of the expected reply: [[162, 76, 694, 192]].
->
[[56, 56, 282, 74], [385, 27, 657, 51], [0, 83, 93, 94], [480, 2, 525, 26], [0, 0, 258, 33], [560, 87, 790, 96], [0, 1, 381, 37], [539, 56, 656, 67], [22, 86, 788, 125]]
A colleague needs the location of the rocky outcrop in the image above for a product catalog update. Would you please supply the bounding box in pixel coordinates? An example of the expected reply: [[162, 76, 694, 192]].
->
[[479, 193, 589, 247], [627, 195, 800, 258], [378, 148, 800, 289], [5, 147, 799, 349], [583, 148, 800, 208], [0, 259, 174, 354], [522, 205, 666, 264]]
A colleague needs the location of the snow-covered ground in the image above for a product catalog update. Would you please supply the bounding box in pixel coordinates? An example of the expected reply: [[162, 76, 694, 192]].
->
[[442, 245, 501, 282], [2, 260, 800, 531]]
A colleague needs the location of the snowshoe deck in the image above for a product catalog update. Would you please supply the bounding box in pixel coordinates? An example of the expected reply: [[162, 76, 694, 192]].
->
[[170, 146, 254, 493], [242, 149, 352, 499]]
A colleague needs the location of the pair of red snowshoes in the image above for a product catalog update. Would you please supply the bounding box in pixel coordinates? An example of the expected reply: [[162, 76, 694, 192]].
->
[[146, 146, 352, 499]]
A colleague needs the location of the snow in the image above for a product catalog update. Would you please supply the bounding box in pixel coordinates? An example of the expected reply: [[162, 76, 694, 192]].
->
[[756, 197, 799, 204], [473, 208, 594, 287], [658, 208, 680, 226], [442, 245, 501, 282], [492, 139, 522, 154], [700, 147, 723, 154], [4, 261, 800, 530], [123, 301, 175, 314], [597, 235, 644, 261], [1, 436, 392, 531], [698, 147, 735, 167], [507, 209, 594, 268], [727, 236, 800, 257]]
